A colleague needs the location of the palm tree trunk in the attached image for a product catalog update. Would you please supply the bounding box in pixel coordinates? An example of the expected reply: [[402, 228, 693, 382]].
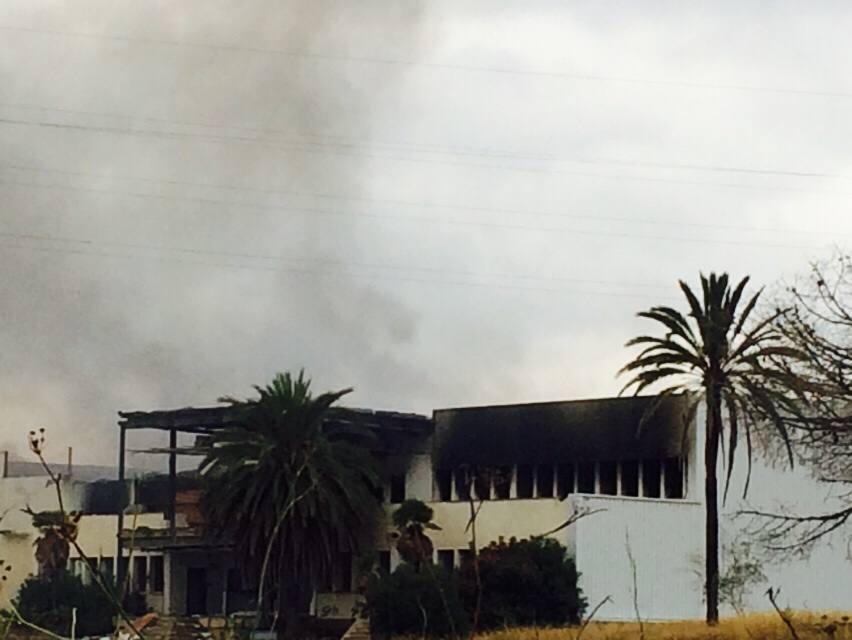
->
[[276, 556, 300, 640], [704, 391, 721, 626]]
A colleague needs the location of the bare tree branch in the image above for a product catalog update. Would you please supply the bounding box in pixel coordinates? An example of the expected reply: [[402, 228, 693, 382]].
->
[[625, 530, 644, 640], [766, 587, 800, 640], [573, 595, 611, 640], [534, 507, 605, 539]]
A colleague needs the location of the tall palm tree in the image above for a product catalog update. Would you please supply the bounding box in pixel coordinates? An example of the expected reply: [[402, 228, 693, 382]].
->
[[620, 273, 802, 625], [200, 371, 381, 636]]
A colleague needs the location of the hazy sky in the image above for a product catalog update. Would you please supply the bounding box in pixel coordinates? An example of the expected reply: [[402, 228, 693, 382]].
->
[[2, 1, 852, 466], [2, 2, 851, 610]]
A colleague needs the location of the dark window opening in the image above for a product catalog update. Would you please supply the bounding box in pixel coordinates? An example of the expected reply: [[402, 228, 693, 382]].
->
[[434, 469, 452, 502], [577, 461, 596, 494], [373, 484, 385, 503], [642, 459, 662, 498], [133, 556, 148, 593], [151, 556, 164, 593], [516, 464, 534, 498], [493, 466, 512, 500], [100, 557, 114, 583], [557, 463, 575, 499], [186, 568, 208, 615], [390, 474, 406, 504], [437, 550, 454, 572], [226, 568, 242, 592], [378, 551, 391, 575], [536, 465, 555, 498], [119, 557, 129, 585], [458, 549, 473, 568], [454, 468, 472, 502], [473, 468, 491, 500], [620, 460, 639, 497], [598, 461, 618, 496], [664, 457, 684, 499]]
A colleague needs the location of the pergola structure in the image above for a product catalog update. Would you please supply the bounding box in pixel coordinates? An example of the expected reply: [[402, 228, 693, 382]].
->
[[114, 405, 433, 581], [115, 406, 245, 579]]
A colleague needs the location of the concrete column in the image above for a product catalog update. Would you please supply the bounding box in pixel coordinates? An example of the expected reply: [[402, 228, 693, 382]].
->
[[690, 402, 706, 502], [169, 429, 177, 540], [616, 461, 623, 496], [222, 583, 228, 618], [163, 553, 173, 614], [116, 424, 126, 585], [593, 461, 600, 494]]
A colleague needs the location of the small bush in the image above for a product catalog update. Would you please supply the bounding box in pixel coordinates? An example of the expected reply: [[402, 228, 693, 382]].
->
[[15, 571, 115, 637], [459, 536, 586, 629], [361, 563, 469, 638]]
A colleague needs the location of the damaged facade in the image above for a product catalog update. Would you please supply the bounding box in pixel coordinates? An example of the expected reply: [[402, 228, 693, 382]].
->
[[0, 395, 706, 622]]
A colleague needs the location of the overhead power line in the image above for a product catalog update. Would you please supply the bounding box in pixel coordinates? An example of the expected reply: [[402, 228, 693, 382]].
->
[[3, 164, 850, 242], [2, 24, 852, 100], [0, 176, 839, 252], [1, 101, 849, 181], [0, 235, 678, 301], [0, 228, 673, 291], [4, 116, 852, 197]]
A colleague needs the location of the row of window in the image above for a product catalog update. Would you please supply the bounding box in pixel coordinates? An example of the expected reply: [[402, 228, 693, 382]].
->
[[313, 549, 474, 594], [435, 549, 473, 572], [69, 555, 165, 594], [432, 458, 685, 502], [375, 474, 408, 504], [375, 549, 471, 575], [377, 458, 684, 506]]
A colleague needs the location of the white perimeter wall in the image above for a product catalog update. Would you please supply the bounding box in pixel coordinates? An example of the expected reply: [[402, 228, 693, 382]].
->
[[572, 494, 704, 621], [0, 477, 86, 607]]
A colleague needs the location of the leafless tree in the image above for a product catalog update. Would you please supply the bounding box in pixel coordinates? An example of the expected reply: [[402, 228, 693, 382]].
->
[[741, 253, 852, 552], [572, 595, 611, 640], [624, 530, 644, 640], [766, 587, 800, 640], [24, 429, 144, 639], [462, 465, 486, 639]]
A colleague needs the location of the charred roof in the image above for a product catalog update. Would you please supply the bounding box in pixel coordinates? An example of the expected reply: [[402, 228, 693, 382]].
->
[[433, 394, 693, 467], [118, 404, 433, 453]]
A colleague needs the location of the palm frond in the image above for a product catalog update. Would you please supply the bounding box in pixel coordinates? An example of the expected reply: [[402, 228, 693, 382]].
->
[[722, 393, 739, 505]]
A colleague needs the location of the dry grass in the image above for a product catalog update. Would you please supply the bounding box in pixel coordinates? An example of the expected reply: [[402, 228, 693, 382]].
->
[[476, 612, 852, 640]]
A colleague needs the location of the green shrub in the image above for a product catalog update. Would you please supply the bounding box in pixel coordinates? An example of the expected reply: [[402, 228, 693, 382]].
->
[[15, 571, 115, 637], [361, 563, 469, 638], [458, 536, 586, 629]]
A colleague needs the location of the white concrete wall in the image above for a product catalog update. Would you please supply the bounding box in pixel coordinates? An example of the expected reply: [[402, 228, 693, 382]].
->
[[426, 498, 577, 559], [70, 513, 169, 611], [572, 494, 704, 621], [0, 479, 168, 611], [0, 476, 86, 607], [314, 592, 360, 619], [72, 512, 166, 559]]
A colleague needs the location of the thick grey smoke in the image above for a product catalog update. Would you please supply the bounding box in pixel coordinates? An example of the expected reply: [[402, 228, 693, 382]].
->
[[0, 2, 438, 465], [1, 1, 851, 474]]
